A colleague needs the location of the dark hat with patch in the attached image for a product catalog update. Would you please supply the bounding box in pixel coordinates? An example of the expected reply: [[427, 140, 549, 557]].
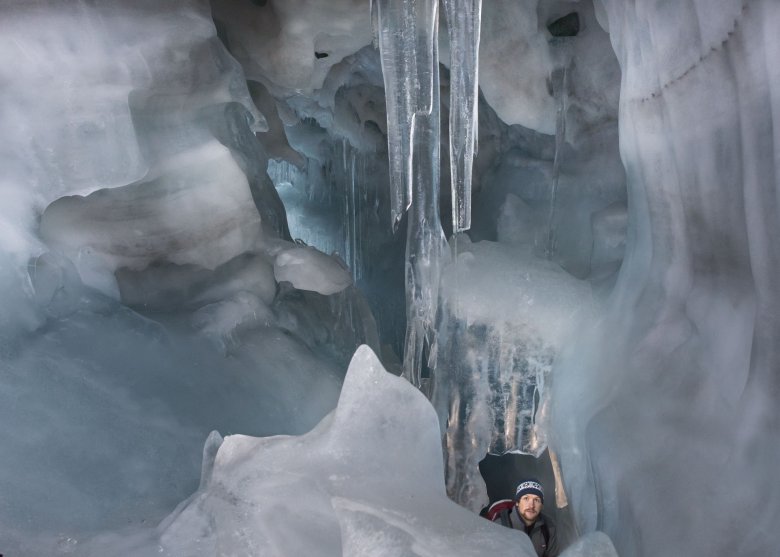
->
[[514, 480, 544, 503]]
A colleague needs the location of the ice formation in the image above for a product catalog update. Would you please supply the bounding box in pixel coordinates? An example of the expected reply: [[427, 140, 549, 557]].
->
[[442, 0, 481, 234], [433, 238, 595, 508], [551, 1, 780, 555], [78, 346, 615, 557], [0, 1, 374, 554], [1, 0, 779, 556]]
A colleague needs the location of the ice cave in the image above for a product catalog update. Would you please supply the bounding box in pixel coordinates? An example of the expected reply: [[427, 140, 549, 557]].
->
[[1, 0, 778, 555]]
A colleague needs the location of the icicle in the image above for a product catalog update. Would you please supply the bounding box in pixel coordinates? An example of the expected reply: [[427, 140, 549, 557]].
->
[[375, 0, 439, 231], [442, 0, 482, 233], [545, 66, 568, 259], [350, 148, 359, 280], [376, 0, 447, 388], [402, 36, 448, 388]]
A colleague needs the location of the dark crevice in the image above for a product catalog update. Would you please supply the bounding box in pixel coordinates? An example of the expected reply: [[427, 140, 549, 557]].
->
[[547, 12, 580, 37]]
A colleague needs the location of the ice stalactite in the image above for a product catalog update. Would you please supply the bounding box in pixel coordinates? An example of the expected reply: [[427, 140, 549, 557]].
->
[[442, 0, 482, 233], [545, 66, 568, 260], [342, 139, 363, 281], [376, 0, 482, 386], [544, 32, 575, 261], [402, 65, 447, 388], [375, 0, 439, 232], [376, 0, 446, 388]]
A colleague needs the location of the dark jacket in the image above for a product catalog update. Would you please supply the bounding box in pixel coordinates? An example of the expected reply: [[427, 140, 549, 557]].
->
[[508, 509, 560, 557]]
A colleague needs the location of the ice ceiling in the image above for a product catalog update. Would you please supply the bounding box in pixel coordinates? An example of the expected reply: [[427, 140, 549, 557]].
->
[[0, 0, 778, 555]]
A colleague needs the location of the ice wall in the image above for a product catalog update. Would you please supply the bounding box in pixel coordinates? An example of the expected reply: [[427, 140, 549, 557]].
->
[[433, 238, 595, 510], [210, 0, 372, 97], [554, 1, 780, 555], [0, 1, 378, 554]]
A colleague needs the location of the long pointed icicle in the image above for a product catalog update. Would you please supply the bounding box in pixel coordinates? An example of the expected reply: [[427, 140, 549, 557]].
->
[[375, 0, 438, 231], [546, 66, 568, 259], [376, 0, 446, 388], [403, 41, 446, 389], [443, 0, 482, 233]]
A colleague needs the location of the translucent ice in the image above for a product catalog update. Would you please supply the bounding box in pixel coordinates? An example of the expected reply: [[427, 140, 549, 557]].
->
[[81, 346, 538, 557], [433, 237, 595, 509], [442, 0, 482, 233], [375, 0, 448, 386], [375, 0, 440, 229]]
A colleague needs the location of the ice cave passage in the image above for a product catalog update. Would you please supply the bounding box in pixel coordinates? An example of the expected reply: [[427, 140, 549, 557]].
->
[[0, 0, 779, 556]]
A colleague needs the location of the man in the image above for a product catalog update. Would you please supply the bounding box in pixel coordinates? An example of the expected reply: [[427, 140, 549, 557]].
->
[[508, 479, 560, 557]]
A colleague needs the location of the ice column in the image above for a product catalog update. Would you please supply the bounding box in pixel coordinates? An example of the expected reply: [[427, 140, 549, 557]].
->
[[443, 0, 481, 233]]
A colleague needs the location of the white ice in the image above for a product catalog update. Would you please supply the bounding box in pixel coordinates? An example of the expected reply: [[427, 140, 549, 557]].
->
[[2, 0, 780, 556], [79, 346, 615, 557], [273, 244, 353, 295]]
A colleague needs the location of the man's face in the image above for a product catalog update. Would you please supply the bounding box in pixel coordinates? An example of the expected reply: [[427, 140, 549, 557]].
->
[[516, 493, 542, 524]]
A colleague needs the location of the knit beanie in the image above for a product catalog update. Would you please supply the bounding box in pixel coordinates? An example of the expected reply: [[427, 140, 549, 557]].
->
[[514, 480, 544, 503]]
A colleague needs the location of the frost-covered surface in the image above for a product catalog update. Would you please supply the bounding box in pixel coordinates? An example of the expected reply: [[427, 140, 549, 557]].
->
[[439, 239, 594, 340], [474, 0, 619, 137], [79, 346, 610, 557]]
